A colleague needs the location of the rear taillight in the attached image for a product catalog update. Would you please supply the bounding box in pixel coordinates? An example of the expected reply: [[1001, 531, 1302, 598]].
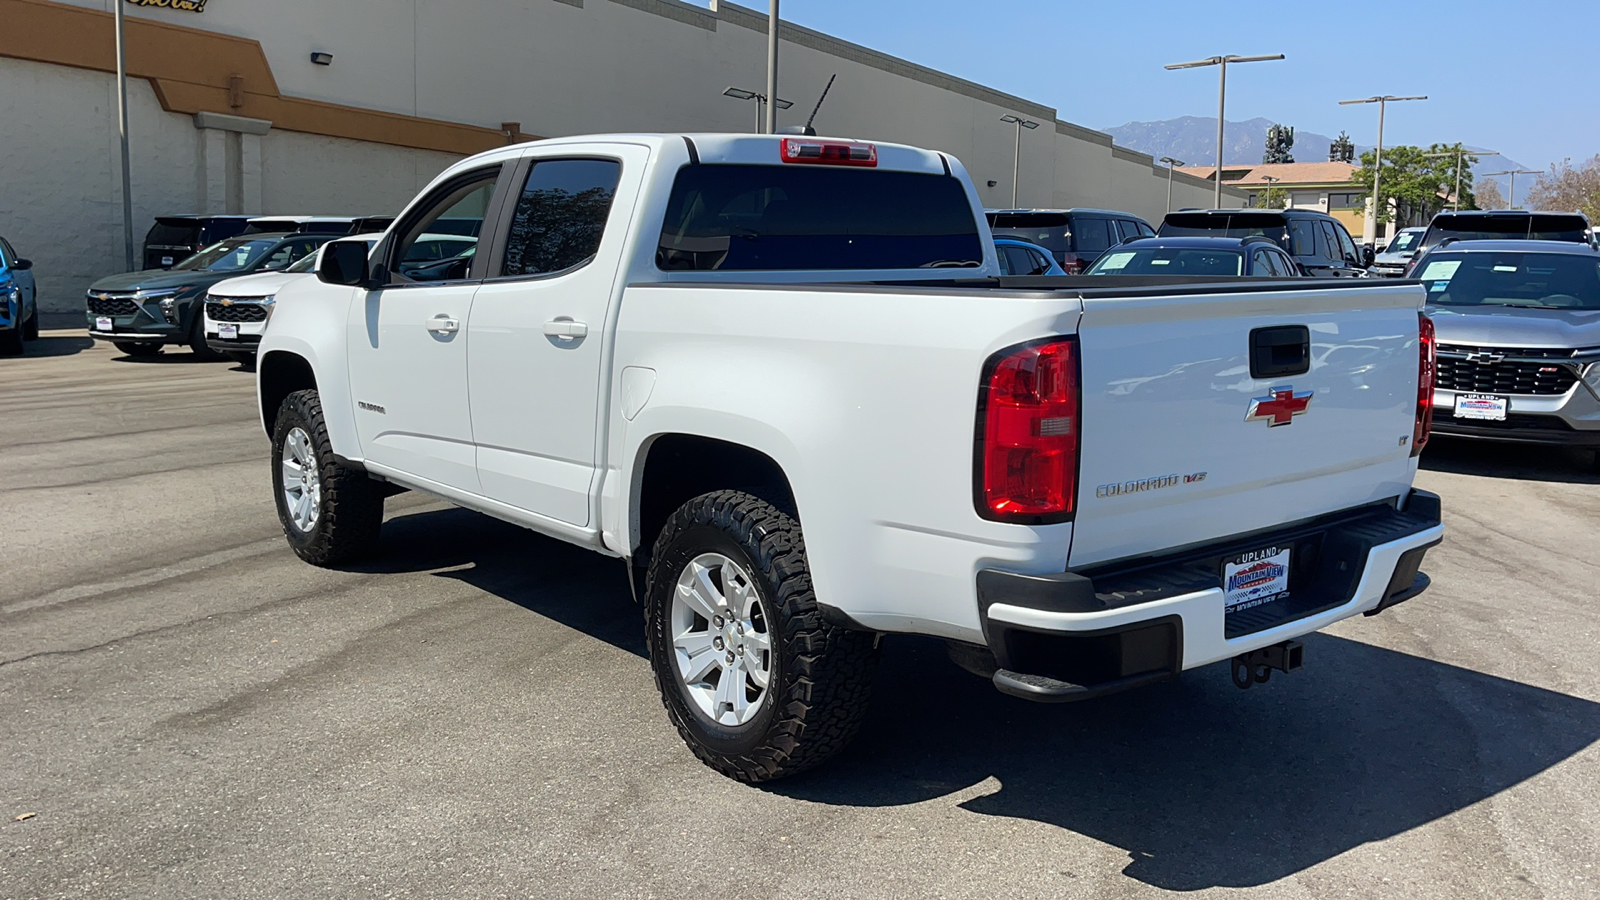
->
[[1412, 313, 1435, 457], [779, 138, 877, 167], [977, 338, 1081, 521], [1060, 254, 1087, 274]]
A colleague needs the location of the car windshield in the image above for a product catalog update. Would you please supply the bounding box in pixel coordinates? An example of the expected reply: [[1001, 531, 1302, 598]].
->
[[1387, 231, 1420, 253], [1159, 212, 1290, 248], [286, 252, 320, 273], [1417, 251, 1600, 309], [171, 238, 280, 272], [988, 213, 1071, 255], [1088, 247, 1243, 276]]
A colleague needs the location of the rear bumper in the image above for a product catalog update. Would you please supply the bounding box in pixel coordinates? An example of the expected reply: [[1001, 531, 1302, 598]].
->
[[974, 490, 1444, 701]]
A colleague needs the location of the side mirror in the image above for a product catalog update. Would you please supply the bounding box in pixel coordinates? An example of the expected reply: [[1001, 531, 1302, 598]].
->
[[1361, 244, 1375, 267], [13, 258, 31, 270], [317, 239, 372, 287]]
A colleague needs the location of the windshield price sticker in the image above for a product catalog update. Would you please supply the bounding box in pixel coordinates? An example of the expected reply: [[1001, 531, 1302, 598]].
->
[[1224, 546, 1291, 613], [1100, 251, 1135, 270], [1454, 393, 1508, 421], [1417, 260, 1461, 281]]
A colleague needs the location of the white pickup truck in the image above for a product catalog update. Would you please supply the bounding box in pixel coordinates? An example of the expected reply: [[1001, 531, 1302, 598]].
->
[[256, 133, 1444, 782]]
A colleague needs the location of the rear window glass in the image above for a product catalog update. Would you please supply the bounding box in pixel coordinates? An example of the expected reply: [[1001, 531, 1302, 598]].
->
[[1074, 218, 1113, 253], [146, 220, 200, 247], [1089, 248, 1243, 276], [1160, 212, 1291, 252], [1416, 251, 1600, 309], [1424, 214, 1590, 248], [989, 212, 1071, 255], [659, 164, 983, 271]]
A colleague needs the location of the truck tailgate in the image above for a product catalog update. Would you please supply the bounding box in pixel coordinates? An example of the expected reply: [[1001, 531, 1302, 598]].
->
[[1069, 281, 1427, 568]]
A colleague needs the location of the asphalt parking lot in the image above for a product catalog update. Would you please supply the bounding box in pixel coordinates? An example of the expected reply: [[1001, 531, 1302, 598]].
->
[[3, 330, 1599, 899]]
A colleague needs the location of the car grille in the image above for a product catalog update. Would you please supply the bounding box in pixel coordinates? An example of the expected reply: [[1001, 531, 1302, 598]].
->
[[206, 300, 269, 323], [1435, 344, 1579, 396], [86, 296, 139, 316]]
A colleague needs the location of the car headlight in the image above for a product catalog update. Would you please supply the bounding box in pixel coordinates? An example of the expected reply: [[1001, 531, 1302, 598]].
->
[[261, 293, 278, 325]]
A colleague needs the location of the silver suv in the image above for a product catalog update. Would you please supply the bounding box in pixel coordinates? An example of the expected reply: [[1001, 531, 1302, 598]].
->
[[1415, 240, 1600, 455]]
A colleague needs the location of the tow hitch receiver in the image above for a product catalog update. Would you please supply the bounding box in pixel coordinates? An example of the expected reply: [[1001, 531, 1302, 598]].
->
[[1231, 640, 1303, 689]]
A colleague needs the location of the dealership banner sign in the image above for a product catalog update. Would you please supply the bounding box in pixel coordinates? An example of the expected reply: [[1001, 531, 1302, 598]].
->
[[126, 0, 209, 11]]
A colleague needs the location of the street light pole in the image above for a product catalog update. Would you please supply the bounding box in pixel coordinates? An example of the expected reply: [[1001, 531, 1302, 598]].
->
[[764, 0, 779, 134], [1424, 148, 1495, 211], [1000, 114, 1039, 208], [723, 87, 792, 134], [1339, 94, 1425, 242], [1261, 174, 1280, 208], [1481, 169, 1539, 209], [114, 0, 134, 271], [1166, 54, 1285, 208], [1160, 156, 1185, 212]]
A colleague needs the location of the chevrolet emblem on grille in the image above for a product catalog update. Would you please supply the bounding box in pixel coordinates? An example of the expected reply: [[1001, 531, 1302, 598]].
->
[[97, 292, 111, 301], [1465, 351, 1506, 364], [220, 298, 233, 306]]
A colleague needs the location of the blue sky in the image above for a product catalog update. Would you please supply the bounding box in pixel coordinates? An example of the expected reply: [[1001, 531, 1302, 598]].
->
[[759, 0, 1595, 172]]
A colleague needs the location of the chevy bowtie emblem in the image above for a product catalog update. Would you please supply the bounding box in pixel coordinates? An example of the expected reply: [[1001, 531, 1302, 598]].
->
[[1465, 351, 1505, 364], [220, 298, 233, 306], [1246, 387, 1313, 427], [97, 292, 110, 300]]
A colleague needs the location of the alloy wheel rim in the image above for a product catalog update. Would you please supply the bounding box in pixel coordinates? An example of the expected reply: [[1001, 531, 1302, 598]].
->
[[670, 552, 772, 726], [280, 426, 322, 533]]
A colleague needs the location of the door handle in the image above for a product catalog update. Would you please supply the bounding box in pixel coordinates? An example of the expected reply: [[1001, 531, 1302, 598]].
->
[[543, 318, 588, 340], [426, 315, 459, 335]]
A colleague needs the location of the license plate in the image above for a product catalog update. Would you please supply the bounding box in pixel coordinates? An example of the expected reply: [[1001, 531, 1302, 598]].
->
[[95, 316, 113, 332], [1223, 546, 1292, 613], [1454, 393, 1508, 421], [219, 323, 239, 339], [161, 256, 174, 266]]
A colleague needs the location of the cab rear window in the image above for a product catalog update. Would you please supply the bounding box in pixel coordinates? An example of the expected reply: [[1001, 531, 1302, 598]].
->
[[657, 164, 983, 271]]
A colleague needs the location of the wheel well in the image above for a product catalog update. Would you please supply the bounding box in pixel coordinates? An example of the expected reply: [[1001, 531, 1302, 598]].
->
[[635, 435, 796, 561], [258, 352, 317, 436]]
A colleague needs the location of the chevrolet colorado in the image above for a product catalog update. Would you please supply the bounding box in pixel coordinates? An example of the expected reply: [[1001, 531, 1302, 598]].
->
[[256, 133, 1444, 782]]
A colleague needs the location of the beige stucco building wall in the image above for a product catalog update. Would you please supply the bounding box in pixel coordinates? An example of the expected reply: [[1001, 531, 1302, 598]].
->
[[5, 0, 1242, 313]]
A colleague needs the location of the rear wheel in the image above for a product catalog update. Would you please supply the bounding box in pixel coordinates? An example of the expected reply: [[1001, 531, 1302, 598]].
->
[[112, 341, 162, 358], [271, 389, 385, 566], [645, 490, 879, 782]]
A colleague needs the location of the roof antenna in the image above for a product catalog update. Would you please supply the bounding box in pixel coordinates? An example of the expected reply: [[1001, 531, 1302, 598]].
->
[[778, 74, 837, 136]]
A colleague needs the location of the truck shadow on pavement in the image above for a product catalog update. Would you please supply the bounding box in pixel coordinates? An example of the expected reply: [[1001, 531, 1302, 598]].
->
[[777, 633, 1600, 891], [352, 506, 1600, 891], [19, 334, 95, 358], [1421, 437, 1599, 484]]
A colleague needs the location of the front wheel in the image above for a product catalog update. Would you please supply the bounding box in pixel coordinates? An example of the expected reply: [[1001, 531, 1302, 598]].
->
[[271, 389, 385, 566], [645, 490, 879, 782]]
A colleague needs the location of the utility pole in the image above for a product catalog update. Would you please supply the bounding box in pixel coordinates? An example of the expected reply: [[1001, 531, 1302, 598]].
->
[[1481, 169, 1539, 210], [1000, 115, 1039, 208], [764, 0, 779, 134], [114, 0, 134, 271], [1165, 54, 1285, 208], [1424, 147, 1495, 211], [1340, 94, 1426, 242], [1160, 157, 1185, 212]]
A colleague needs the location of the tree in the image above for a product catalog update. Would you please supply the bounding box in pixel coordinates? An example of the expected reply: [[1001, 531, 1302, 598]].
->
[[1474, 177, 1506, 210], [1525, 155, 1600, 220], [1258, 182, 1288, 209], [1352, 143, 1478, 224]]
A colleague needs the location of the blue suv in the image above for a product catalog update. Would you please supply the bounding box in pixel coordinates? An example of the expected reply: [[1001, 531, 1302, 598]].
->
[[0, 235, 38, 355]]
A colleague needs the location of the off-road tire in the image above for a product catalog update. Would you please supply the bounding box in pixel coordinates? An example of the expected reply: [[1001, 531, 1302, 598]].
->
[[271, 389, 385, 566], [112, 341, 162, 358], [645, 490, 880, 782]]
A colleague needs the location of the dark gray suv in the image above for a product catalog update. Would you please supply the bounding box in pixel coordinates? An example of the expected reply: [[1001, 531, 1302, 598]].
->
[[1412, 239, 1600, 455]]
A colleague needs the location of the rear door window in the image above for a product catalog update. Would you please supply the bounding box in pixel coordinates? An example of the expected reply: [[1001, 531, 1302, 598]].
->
[[1318, 222, 1342, 264], [658, 164, 983, 271], [1334, 223, 1361, 265], [1289, 221, 1318, 258], [146, 220, 201, 247], [500, 158, 622, 277], [1073, 217, 1112, 253]]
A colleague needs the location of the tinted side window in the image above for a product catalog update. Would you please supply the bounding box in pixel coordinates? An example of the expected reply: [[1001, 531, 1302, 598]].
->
[[501, 158, 622, 277], [1334, 223, 1360, 264], [1029, 249, 1052, 274], [390, 169, 500, 284], [1289, 221, 1318, 257], [1074, 217, 1112, 253], [1250, 250, 1274, 276], [1135, 220, 1155, 237]]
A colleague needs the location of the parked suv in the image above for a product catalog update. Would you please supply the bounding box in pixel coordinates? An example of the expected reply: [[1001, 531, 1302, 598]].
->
[[1084, 236, 1302, 277], [1159, 209, 1371, 277], [1411, 240, 1600, 454], [1370, 226, 1426, 278], [87, 232, 334, 357], [987, 208, 1155, 273], [1415, 210, 1593, 259], [204, 235, 381, 364], [0, 234, 39, 355], [141, 215, 254, 270]]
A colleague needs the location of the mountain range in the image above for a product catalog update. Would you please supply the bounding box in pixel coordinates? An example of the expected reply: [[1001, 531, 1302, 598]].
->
[[1103, 116, 1535, 205]]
